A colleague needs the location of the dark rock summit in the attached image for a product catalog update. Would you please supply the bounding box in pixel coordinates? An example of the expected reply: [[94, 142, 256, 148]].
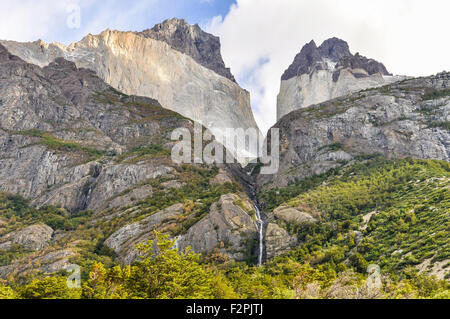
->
[[337, 52, 391, 77], [281, 40, 323, 80], [137, 18, 236, 82], [318, 37, 351, 61], [281, 37, 391, 81]]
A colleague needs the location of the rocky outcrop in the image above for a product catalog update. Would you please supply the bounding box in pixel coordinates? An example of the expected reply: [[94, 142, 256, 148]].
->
[[209, 168, 233, 185], [260, 72, 450, 189], [0, 22, 261, 159], [178, 194, 258, 261], [265, 223, 297, 259], [264, 205, 317, 259], [104, 193, 259, 264], [0, 224, 53, 251], [137, 18, 236, 82], [273, 206, 317, 225], [277, 38, 402, 120], [105, 203, 185, 264], [0, 248, 76, 278], [0, 44, 193, 212]]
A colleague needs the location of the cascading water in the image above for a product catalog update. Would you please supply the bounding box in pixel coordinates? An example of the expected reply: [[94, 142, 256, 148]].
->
[[254, 203, 265, 266]]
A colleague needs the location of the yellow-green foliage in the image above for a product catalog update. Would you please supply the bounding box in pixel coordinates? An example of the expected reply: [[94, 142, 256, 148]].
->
[[262, 157, 449, 278], [0, 284, 16, 299], [15, 129, 104, 159], [17, 276, 81, 299], [82, 232, 235, 299], [1, 158, 449, 300]]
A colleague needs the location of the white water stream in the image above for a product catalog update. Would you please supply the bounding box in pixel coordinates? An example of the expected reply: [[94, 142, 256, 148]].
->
[[254, 204, 264, 266]]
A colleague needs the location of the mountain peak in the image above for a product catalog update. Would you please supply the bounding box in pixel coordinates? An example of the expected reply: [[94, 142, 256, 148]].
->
[[318, 37, 351, 61], [281, 40, 322, 81], [281, 37, 390, 81], [137, 18, 236, 82]]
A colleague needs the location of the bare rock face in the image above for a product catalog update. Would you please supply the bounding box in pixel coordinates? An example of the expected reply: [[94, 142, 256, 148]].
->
[[105, 193, 259, 264], [0, 224, 53, 251], [209, 168, 233, 185], [137, 18, 236, 82], [0, 248, 75, 278], [264, 205, 317, 259], [260, 72, 450, 189], [178, 194, 258, 261], [0, 23, 261, 159], [0, 44, 194, 213], [0, 45, 257, 277], [277, 38, 402, 120], [265, 223, 297, 259], [105, 203, 185, 264], [107, 184, 153, 209], [273, 206, 317, 224]]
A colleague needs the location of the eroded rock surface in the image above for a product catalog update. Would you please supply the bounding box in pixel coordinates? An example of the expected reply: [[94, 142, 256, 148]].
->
[[0, 44, 191, 212], [273, 206, 317, 225], [0, 23, 261, 159], [265, 223, 297, 259], [277, 38, 404, 120], [137, 18, 236, 82], [105, 203, 185, 264], [178, 194, 258, 261], [0, 224, 53, 251], [261, 72, 450, 189]]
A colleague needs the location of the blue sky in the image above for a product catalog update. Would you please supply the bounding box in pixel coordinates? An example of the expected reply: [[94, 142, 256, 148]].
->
[[63, 0, 236, 44], [0, 0, 236, 45], [0, 0, 448, 134]]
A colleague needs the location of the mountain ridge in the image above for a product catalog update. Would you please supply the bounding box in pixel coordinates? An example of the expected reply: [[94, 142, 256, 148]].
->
[[0, 25, 261, 161], [277, 37, 399, 121], [137, 17, 236, 82]]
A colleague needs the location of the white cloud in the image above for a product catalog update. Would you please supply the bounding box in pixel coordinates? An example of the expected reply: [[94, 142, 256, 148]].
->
[[207, 0, 450, 134], [1, 0, 448, 135], [0, 0, 161, 44], [0, 0, 78, 41]]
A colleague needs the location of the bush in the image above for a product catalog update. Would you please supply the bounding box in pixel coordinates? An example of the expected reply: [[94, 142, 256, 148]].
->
[[18, 277, 81, 299]]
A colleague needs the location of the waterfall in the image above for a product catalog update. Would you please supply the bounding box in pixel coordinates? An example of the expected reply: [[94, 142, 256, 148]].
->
[[254, 204, 264, 266]]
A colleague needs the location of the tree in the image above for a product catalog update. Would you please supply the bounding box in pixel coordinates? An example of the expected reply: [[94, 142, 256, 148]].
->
[[125, 232, 216, 299], [18, 276, 81, 299], [82, 262, 129, 299], [0, 284, 17, 299]]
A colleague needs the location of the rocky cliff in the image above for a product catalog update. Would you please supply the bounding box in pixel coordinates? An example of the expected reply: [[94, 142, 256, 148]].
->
[[137, 18, 236, 82], [257, 72, 449, 271], [277, 38, 405, 120], [0, 45, 258, 278], [0, 20, 260, 160], [261, 72, 450, 189]]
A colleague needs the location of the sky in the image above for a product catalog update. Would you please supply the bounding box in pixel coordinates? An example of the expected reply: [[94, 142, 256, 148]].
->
[[0, 0, 449, 134]]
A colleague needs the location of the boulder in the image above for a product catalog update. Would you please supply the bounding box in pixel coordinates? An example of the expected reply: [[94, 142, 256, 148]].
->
[[178, 194, 258, 261], [265, 223, 297, 259], [273, 206, 317, 225]]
